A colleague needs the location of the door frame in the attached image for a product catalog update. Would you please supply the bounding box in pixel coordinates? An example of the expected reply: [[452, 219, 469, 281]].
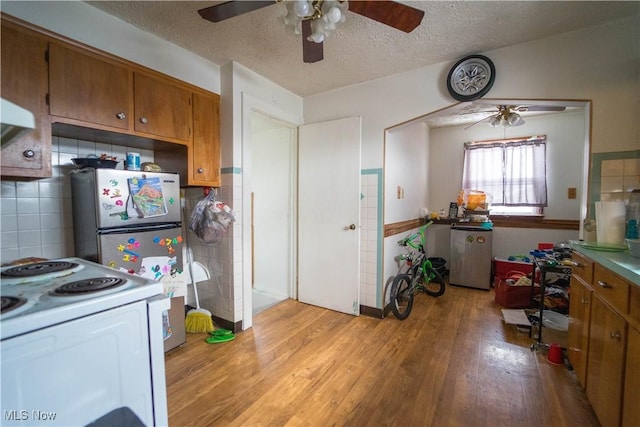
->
[[241, 94, 301, 329]]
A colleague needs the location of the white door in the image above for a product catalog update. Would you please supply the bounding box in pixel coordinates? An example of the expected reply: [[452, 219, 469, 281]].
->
[[298, 116, 361, 315]]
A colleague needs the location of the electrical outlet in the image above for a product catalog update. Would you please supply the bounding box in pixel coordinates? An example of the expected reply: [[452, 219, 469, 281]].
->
[[568, 187, 577, 199]]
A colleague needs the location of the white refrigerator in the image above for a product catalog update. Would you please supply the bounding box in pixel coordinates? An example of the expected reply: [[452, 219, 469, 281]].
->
[[449, 225, 493, 290]]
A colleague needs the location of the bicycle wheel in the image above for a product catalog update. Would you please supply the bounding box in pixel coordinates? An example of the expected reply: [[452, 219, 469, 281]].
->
[[390, 273, 414, 320], [422, 267, 446, 297]]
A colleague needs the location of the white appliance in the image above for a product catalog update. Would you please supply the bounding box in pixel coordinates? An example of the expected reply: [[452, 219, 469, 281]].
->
[[0, 98, 35, 145], [449, 224, 493, 290], [70, 168, 183, 280], [0, 257, 169, 426]]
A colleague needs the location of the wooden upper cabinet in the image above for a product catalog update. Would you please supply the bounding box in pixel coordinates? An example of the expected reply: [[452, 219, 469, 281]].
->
[[49, 42, 132, 130], [191, 92, 221, 186], [133, 73, 191, 143], [2, 17, 220, 186], [1, 21, 52, 178], [155, 91, 221, 187]]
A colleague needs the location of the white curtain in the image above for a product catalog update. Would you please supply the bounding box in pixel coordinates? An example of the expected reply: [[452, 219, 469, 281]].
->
[[462, 137, 547, 206]]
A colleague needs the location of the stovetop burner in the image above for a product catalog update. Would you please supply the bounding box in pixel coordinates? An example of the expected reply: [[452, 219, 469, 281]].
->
[[0, 296, 27, 315], [50, 277, 128, 296], [1, 257, 163, 340], [1, 261, 80, 278]]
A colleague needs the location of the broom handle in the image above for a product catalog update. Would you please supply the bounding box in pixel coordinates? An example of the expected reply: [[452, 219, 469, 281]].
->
[[186, 245, 201, 310], [182, 195, 201, 310]]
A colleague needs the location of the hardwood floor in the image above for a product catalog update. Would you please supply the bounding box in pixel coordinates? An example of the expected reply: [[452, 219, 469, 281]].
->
[[165, 285, 600, 427]]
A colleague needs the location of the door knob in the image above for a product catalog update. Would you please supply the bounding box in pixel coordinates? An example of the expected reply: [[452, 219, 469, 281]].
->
[[349, 224, 356, 230]]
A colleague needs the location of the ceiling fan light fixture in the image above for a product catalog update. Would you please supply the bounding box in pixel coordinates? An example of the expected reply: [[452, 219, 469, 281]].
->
[[507, 112, 525, 126], [282, 0, 348, 43]]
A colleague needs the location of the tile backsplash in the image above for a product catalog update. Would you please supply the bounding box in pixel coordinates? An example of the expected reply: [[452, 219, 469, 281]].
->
[[600, 157, 640, 202], [0, 135, 153, 264]]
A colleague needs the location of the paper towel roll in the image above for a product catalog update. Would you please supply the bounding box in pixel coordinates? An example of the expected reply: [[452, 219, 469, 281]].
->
[[595, 201, 626, 245]]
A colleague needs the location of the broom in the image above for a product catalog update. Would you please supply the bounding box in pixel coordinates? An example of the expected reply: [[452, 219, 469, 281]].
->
[[185, 292, 214, 333], [183, 196, 214, 333]]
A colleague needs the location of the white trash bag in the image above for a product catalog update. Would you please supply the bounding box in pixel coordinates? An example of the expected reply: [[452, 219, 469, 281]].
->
[[188, 191, 235, 244]]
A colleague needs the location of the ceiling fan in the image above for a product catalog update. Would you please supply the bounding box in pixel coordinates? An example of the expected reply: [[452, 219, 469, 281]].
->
[[198, 1, 425, 63], [464, 104, 567, 130]]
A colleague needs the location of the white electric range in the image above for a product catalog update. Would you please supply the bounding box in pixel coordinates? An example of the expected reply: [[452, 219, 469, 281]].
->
[[0, 257, 169, 426]]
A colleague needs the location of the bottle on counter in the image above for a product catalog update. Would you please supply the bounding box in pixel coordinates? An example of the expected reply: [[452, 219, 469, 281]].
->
[[626, 189, 640, 239]]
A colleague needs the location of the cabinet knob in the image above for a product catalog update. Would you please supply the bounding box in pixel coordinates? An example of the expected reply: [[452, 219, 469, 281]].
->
[[580, 298, 589, 305], [139, 117, 148, 124], [597, 280, 613, 289], [610, 331, 621, 340], [348, 224, 357, 230], [22, 149, 35, 159], [197, 168, 204, 174], [116, 112, 126, 120]]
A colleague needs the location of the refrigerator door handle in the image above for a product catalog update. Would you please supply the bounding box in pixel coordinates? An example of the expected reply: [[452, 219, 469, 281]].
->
[[97, 223, 182, 235]]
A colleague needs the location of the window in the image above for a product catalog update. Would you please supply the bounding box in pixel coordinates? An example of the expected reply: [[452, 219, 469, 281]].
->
[[462, 136, 547, 215]]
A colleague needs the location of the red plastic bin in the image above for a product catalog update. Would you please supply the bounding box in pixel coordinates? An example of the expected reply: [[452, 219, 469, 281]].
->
[[493, 258, 533, 278]]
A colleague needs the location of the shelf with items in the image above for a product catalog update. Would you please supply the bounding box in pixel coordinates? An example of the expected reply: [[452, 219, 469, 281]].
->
[[529, 254, 572, 350]]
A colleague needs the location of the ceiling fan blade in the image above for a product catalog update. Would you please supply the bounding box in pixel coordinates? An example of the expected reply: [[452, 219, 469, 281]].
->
[[515, 105, 567, 112], [198, 1, 273, 23], [348, 1, 425, 33], [464, 115, 494, 131], [302, 20, 323, 63]]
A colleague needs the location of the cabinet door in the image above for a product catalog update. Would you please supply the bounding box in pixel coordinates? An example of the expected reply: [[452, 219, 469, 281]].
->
[[567, 275, 591, 388], [190, 92, 221, 186], [133, 73, 191, 142], [49, 42, 131, 130], [623, 326, 640, 427], [587, 294, 627, 427], [1, 21, 51, 178]]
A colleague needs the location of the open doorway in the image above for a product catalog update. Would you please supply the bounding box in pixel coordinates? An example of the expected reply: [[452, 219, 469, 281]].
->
[[250, 111, 297, 316]]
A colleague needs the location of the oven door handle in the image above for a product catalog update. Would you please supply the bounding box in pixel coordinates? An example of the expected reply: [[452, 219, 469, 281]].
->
[[147, 295, 170, 427]]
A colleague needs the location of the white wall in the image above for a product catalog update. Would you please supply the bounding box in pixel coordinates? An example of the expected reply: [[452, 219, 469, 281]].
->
[[385, 122, 430, 223], [252, 117, 296, 300]]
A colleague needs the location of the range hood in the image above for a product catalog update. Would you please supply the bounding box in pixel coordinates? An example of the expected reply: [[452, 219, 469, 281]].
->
[[1, 98, 35, 145]]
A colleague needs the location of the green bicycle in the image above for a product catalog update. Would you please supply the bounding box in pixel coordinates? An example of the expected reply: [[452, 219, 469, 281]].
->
[[390, 221, 446, 320]]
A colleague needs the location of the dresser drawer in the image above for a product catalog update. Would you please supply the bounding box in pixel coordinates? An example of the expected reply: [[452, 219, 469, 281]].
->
[[593, 264, 630, 315], [571, 252, 594, 284]]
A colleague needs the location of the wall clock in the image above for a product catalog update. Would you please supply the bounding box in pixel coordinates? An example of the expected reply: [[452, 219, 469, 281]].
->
[[446, 55, 495, 102]]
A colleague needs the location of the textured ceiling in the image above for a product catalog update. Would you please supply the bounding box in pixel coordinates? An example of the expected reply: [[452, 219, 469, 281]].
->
[[85, 1, 638, 97]]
